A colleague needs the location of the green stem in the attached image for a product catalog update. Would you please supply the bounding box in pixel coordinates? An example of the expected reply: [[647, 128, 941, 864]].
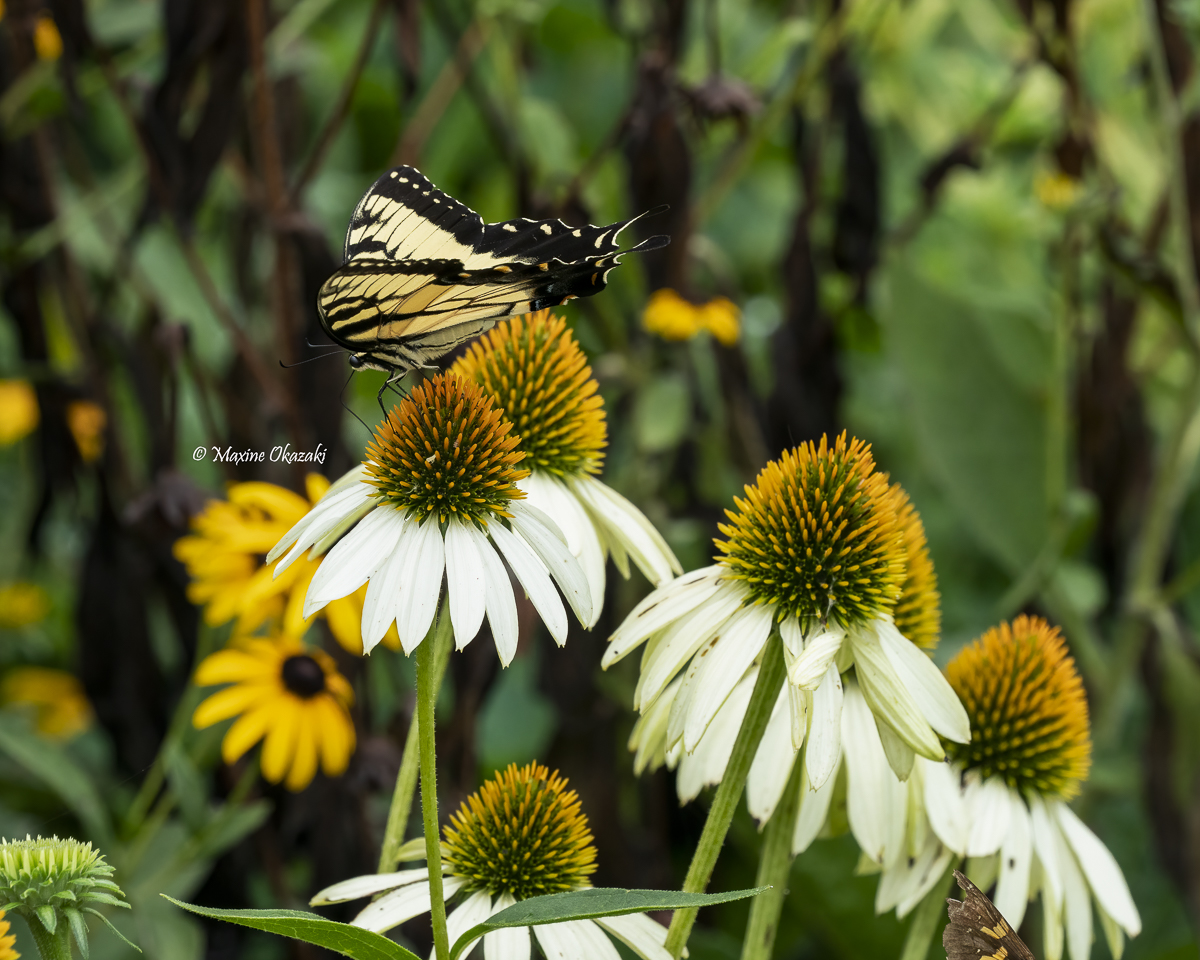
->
[[898, 863, 957, 960], [664, 635, 787, 959], [379, 610, 453, 873], [24, 913, 73, 960], [739, 745, 805, 960], [416, 615, 452, 960]]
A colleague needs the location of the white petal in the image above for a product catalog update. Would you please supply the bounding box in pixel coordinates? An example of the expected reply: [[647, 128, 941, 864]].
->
[[747, 685, 800, 824], [397, 519, 446, 652], [484, 894, 529, 960], [682, 605, 773, 751], [473, 529, 519, 666], [1043, 866, 1065, 960], [595, 914, 671, 960], [445, 890, 492, 960], [922, 759, 968, 856], [874, 716, 915, 781], [490, 519, 568, 645], [1028, 793, 1063, 906], [352, 876, 466, 933], [445, 519, 487, 649], [675, 671, 756, 802], [570, 475, 682, 584], [310, 868, 428, 905], [779, 616, 804, 659], [522, 473, 607, 627], [788, 684, 809, 751], [565, 920, 621, 960], [1056, 823, 1093, 960], [966, 776, 1012, 857], [842, 679, 907, 868], [788, 624, 846, 689], [1055, 802, 1141, 935], [1098, 906, 1126, 960], [877, 619, 970, 743], [361, 516, 418, 652], [805, 663, 843, 790], [848, 621, 943, 760], [793, 749, 840, 854], [634, 582, 746, 710], [604, 567, 726, 666], [629, 678, 679, 775], [897, 844, 955, 919], [876, 834, 949, 917], [304, 506, 400, 617], [269, 468, 372, 566], [993, 790, 1032, 928], [532, 920, 592, 960], [508, 501, 593, 628]]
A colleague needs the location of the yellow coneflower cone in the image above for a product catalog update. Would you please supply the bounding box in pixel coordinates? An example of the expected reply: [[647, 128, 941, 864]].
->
[[891, 484, 940, 652]]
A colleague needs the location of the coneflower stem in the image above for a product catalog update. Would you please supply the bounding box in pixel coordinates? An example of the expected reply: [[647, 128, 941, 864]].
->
[[739, 745, 805, 960], [25, 915, 72, 960], [416, 612, 452, 960], [379, 605, 453, 873], [664, 635, 787, 958]]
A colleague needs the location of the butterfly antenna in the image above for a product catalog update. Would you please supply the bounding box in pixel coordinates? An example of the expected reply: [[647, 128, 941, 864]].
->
[[338, 370, 374, 438], [279, 347, 346, 369]]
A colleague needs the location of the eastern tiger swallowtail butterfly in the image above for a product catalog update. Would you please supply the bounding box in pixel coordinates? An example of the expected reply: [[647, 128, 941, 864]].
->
[[317, 165, 669, 392], [944, 870, 1036, 960]]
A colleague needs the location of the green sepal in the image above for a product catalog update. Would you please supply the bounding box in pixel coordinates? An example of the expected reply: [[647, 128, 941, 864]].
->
[[83, 908, 142, 953], [65, 906, 89, 959], [35, 903, 57, 934]]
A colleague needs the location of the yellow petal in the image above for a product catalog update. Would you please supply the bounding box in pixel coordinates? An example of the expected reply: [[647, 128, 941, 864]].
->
[[260, 697, 300, 783], [323, 596, 363, 655], [305, 474, 331, 504], [192, 683, 267, 728], [221, 704, 274, 763], [194, 649, 273, 686], [316, 696, 355, 776], [229, 482, 310, 524], [285, 707, 319, 791]]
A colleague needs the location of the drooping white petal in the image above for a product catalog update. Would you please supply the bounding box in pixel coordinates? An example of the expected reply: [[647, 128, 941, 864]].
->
[[361, 516, 418, 652], [629, 678, 679, 775], [1043, 862, 1065, 960], [310, 868, 428, 905], [508, 501, 592, 629], [304, 506, 400, 617], [747, 685, 800, 824], [874, 716, 915, 781], [595, 913, 671, 960], [805, 663, 843, 791], [445, 889, 493, 959], [352, 876, 466, 933], [271, 471, 374, 570], [896, 844, 955, 919], [445, 519, 488, 649], [604, 567, 726, 666], [966, 776, 1012, 857], [634, 582, 747, 711], [793, 748, 840, 855], [1028, 793, 1064, 907], [473, 528, 519, 666], [483, 893, 529, 960], [1055, 801, 1141, 935], [682, 604, 773, 752], [842, 680, 906, 868], [1098, 905, 1126, 960], [787, 623, 846, 689], [490, 519, 568, 645], [779, 616, 804, 660], [397, 518, 446, 652], [676, 672, 756, 802], [1055, 823, 1093, 960], [522, 473, 606, 626], [922, 759, 969, 856], [876, 834, 951, 917], [570, 475, 682, 585], [993, 789, 1032, 929], [848, 620, 943, 761], [532, 919, 598, 960], [564, 920, 622, 960], [876, 618, 970, 744]]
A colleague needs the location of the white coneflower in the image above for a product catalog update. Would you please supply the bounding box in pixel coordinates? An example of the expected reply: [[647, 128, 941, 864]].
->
[[452, 309, 681, 624], [311, 762, 672, 960], [875, 616, 1140, 960], [267, 372, 591, 665], [611, 437, 968, 825]]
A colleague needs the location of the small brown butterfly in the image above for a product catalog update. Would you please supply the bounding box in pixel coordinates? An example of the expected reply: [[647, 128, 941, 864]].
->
[[944, 870, 1036, 960]]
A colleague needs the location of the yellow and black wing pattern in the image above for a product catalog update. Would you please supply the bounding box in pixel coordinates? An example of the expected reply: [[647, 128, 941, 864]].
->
[[944, 871, 1036, 960], [318, 165, 669, 375]]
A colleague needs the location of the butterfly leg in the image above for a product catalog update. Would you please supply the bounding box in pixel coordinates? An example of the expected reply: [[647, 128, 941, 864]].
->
[[376, 370, 407, 417]]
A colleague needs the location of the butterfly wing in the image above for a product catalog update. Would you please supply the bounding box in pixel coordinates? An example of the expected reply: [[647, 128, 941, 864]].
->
[[944, 871, 1037, 960], [319, 165, 668, 372]]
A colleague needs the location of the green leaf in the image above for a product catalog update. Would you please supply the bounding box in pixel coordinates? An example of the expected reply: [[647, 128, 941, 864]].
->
[[450, 887, 768, 960], [162, 897, 421, 960]]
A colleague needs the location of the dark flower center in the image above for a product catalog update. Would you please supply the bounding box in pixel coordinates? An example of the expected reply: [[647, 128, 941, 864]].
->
[[281, 655, 326, 698]]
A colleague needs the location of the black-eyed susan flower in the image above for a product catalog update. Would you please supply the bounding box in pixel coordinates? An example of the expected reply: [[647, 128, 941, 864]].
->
[[269, 372, 591, 665], [0, 910, 17, 960], [612, 436, 968, 860], [175, 474, 390, 654], [0, 583, 50, 630], [451, 311, 681, 622], [311, 762, 672, 960], [0, 382, 38, 447], [642, 289, 740, 346], [0, 667, 92, 739], [192, 634, 355, 791], [0, 836, 131, 958], [873, 616, 1140, 960], [65, 400, 106, 464]]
